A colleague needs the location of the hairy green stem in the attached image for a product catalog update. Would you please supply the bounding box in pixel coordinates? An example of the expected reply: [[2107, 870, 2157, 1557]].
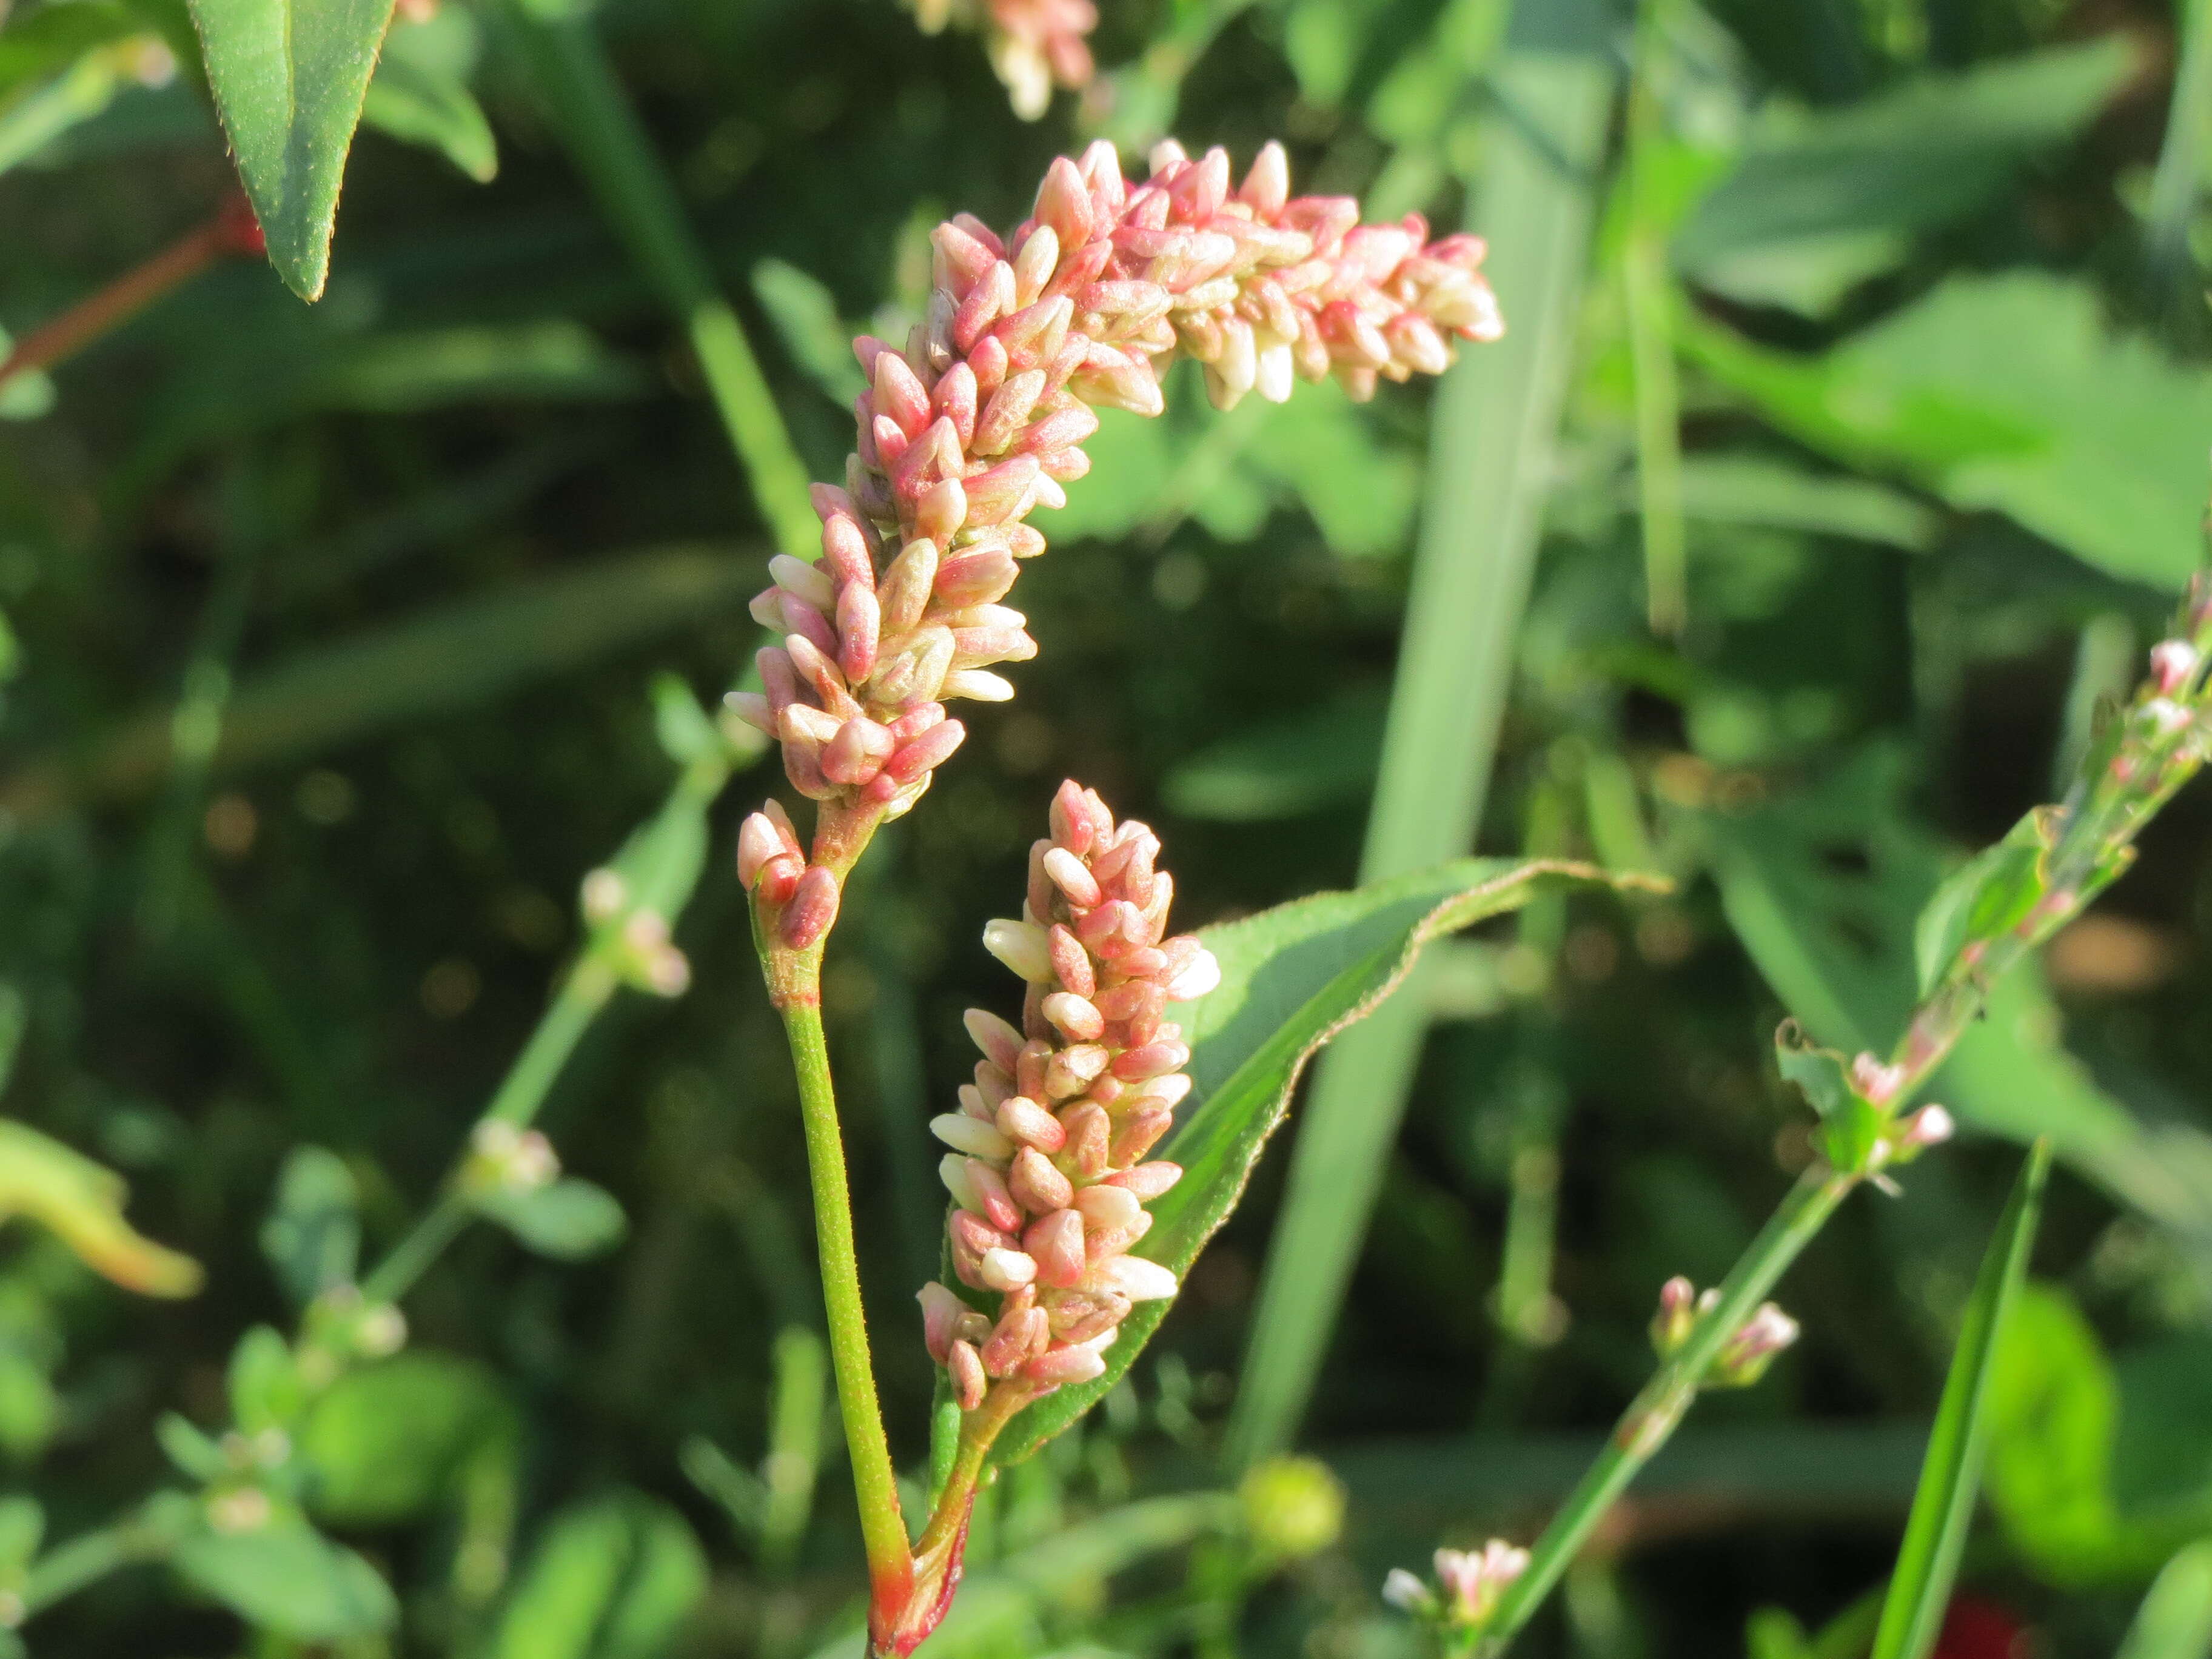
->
[[1478, 1167, 1858, 1652], [777, 993, 915, 1620]]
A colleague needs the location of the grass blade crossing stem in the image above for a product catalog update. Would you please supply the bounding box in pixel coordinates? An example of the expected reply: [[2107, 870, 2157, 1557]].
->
[[1869, 1141, 2054, 1659], [1224, 0, 1619, 1471]]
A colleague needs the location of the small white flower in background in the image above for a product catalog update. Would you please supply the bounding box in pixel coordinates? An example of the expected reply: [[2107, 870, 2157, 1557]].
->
[[1384, 1538, 1530, 1629]]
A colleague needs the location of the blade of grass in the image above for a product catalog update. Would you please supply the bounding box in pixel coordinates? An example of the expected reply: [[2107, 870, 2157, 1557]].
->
[[1624, 0, 1687, 638], [489, 2, 816, 559], [1868, 1139, 2054, 1659], [1223, 0, 1619, 1472], [2119, 1538, 2212, 1659]]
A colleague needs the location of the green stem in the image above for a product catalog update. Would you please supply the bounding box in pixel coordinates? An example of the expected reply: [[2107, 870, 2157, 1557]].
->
[[777, 994, 914, 1618], [359, 960, 615, 1305], [494, 4, 818, 558], [1478, 1167, 1858, 1653], [21, 1512, 174, 1617]]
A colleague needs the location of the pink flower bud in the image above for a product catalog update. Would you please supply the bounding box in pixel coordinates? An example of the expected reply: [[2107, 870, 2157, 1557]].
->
[[1045, 1044, 1110, 1099], [1900, 1104, 1954, 1151], [978, 1247, 1038, 1292], [1113, 1040, 1190, 1082], [948, 1338, 987, 1409], [1025, 1342, 1108, 1385], [965, 1007, 1025, 1072], [1096, 1253, 1177, 1302], [737, 812, 786, 890], [822, 717, 895, 786], [1042, 846, 1102, 908], [779, 865, 842, 948], [919, 1281, 969, 1363], [1109, 1103, 1175, 1166], [1008, 1145, 1074, 1213], [1041, 991, 1105, 1042], [980, 1302, 1048, 1375], [836, 583, 881, 683], [1025, 1208, 1088, 1287], [1073, 1183, 1141, 1230], [931, 1113, 1013, 1161], [965, 1159, 1023, 1232], [1105, 1161, 1181, 1200], [1047, 924, 1096, 996], [996, 1094, 1067, 1155], [933, 361, 977, 445]]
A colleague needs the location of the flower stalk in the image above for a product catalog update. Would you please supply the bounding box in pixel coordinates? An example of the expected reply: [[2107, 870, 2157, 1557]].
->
[[732, 138, 1502, 1654], [1410, 575, 2212, 1657]]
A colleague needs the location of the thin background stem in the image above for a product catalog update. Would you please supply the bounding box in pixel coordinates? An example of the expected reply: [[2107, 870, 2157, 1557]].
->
[[1478, 1168, 1857, 1651]]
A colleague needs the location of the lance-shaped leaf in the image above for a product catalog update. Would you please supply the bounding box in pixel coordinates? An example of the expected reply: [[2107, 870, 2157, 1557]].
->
[[990, 857, 1649, 1464], [187, 0, 394, 299]]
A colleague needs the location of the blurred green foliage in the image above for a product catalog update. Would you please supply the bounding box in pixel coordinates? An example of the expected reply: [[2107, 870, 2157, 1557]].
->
[[4, 0, 2212, 1653]]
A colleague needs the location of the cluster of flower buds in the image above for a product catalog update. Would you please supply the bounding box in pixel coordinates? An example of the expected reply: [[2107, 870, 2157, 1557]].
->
[[580, 868, 692, 995], [460, 1119, 560, 1199], [1650, 1276, 1801, 1389], [727, 139, 1503, 839], [1384, 1540, 1532, 1630], [905, 0, 1096, 119], [916, 781, 1222, 1412]]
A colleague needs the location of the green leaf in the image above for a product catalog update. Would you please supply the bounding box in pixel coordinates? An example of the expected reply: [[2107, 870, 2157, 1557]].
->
[[488, 1491, 706, 1659], [297, 1353, 516, 1526], [227, 1324, 302, 1435], [1869, 1139, 2051, 1659], [1911, 811, 2053, 996], [750, 258, 866, 406], [1773, 1022, 1884, 1173], [1686, 275, 2212, 591], [186, 0, 394, 300], [259, 1147, 360, 1309], [359, 5, 496, 182], [991, 856, 1643, 1464], [1, 545, 757, 820], [2120, 1540, 2212, 1659], [1678, 39, 2137, 313], [172, 1503, 398, 1639], [1982, 1282, 2125, 1581], [0, 1496, 44, 1576], [156, 1412, 230, 1482], [475, 1177, 628, 1261], [1161, 685, 1389, 822], [1666, 456, 1942, 552], [1744, 1607, 1817, 1659], [648, 672, 722, 767]]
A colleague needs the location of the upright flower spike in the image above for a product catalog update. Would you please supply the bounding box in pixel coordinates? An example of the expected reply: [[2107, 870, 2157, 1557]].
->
[[729, 141, 1503, 893], [917, 780, 1218, 1416]]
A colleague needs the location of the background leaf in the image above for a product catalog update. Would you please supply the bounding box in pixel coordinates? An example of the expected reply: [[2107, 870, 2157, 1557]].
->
[[488, 1491, 706, 1659], [172, 1505, 399, 1640]]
